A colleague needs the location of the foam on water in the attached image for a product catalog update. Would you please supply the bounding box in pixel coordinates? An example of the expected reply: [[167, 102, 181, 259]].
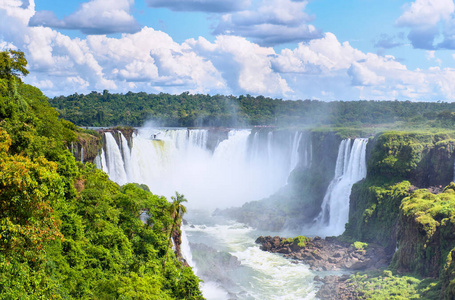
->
[[97, 127, 322, 299], [185, 212, 317, 299]]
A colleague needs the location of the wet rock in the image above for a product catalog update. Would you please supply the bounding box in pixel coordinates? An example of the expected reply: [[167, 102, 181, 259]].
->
[[255, 235, 391, 272]]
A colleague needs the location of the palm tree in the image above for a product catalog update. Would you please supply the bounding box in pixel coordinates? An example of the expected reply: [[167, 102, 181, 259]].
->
[[163, 192, 187, 271]]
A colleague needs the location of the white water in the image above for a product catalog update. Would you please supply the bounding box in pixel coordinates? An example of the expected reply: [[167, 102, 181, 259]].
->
[[104, 132, 128, 185], [100, 128, 304, 210], [312, 138, 368, 236], [97, 127, 321, 299], [96, 129, 371, 298], [184, 211, 317, 299]]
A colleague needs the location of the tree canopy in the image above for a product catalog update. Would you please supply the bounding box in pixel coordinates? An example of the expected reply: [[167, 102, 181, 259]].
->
[[0, 50, 203, 299], [49, 90, 455, 128]]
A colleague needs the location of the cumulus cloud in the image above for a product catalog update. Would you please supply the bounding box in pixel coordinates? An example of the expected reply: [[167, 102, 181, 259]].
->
[[348, 62, 385, 86], [29, 0, 140, 35], [187, 35, 291, 96], [271, 33, 365, 73], [396, 0, 454, 27], [145, 0, 251, 13], [396, 0, 455, 50], [213, 0, 323, 46], [1, 1, 227, 96], [3, 0, 455, 101], [269, 32, 455, 100]]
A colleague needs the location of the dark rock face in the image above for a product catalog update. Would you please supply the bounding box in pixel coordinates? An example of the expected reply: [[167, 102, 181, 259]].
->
[[255, 236, 391, 272], [315, 275, 361, 300], [189, 243, 243, 290], [219, 130, 342, 231], [72, 132, 103, 163], [204, 128, 230, 152]]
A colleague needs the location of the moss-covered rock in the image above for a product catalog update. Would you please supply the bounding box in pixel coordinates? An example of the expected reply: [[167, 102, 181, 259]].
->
[[345, 181, 411, 251], [72, 129, 103, 163], [441, 248, 455, 299], [368, 131, 455, 186], [391, 184, 455, 278]]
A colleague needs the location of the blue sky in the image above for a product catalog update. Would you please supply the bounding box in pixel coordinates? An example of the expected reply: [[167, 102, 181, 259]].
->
[[2, 0, 455, 101]]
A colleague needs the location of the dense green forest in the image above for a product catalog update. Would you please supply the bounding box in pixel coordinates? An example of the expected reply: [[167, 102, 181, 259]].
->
[[0, 51, 202, 298], [49, 89, 455, 128]]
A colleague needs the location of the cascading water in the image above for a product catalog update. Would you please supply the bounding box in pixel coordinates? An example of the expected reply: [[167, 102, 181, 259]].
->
[[104, 132, 128, 185], [99, 128, 305, 210], [313, 138, 368, 236], [97, 127, 317, 299]]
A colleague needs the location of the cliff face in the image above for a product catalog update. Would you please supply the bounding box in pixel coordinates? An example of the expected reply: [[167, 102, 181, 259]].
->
[[390, 185, 455, 277], [221, 130, 341, 230], [345, 132, 455, 250], [343, 131, 455, 298], [287, 131, 341, 223], [72, 130, 103, 163], [72, 127, 136, 163], [366, 132, 455, 187]]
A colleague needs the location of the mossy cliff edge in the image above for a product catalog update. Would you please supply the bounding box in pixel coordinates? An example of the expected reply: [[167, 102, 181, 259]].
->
[[221, 128, 455, 298], [343, 131, 455, 298]]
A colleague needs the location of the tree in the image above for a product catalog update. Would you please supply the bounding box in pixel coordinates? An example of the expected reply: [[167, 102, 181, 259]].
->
[[0, 50, 30, 117], [0, 50, 29, 82], [163, 192, 187, 271]]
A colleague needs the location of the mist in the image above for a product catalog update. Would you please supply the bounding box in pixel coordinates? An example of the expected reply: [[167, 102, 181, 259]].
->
[[100, 126, 304, 211]]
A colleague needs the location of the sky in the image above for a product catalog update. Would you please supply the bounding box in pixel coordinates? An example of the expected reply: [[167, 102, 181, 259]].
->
[[2, 0, 455, 101]]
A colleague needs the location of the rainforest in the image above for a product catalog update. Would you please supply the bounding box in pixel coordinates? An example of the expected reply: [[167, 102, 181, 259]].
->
[[4, 49, 455, 299]]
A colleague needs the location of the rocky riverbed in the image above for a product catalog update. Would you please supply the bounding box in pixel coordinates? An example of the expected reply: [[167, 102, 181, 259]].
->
[[255, 235, 393, 299]]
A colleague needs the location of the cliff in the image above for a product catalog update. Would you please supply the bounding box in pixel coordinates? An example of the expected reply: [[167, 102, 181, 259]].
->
[[219, 129, 341, 231], [342, 131, 455, 299], [345, 131, 455, 250]]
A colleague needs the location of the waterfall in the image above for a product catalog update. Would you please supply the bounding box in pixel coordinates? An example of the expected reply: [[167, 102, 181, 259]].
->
[[181, 228, 197, 273], [97, 128, 308, 210], [95, 127, 318, 299], [80, 147, 84, 163], [120, 133, 133, 179], [314, 138, 368, 236], [267, 131, 273, 161], [104, 132, 128, 185], [289, 131, 303, 172]]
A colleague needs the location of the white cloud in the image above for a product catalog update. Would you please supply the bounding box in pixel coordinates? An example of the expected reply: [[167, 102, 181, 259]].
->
[[269, 32, 455, 100], [272, 33, 365, 73], [29, 0, 140, 35], [396, 0, 455, 49], [348, 62, 385, 86], [426, 50, 436, 60], [0, 1, 228, 96], [396, 0, 454, 27], [3, 0, 455, 101], [187, 35, 292, 96], [213, 0, 322, 46], [0, 0, 35, 25]]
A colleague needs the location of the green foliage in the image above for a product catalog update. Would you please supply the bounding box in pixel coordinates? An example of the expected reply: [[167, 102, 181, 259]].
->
[[0, 50, 29, 82], [282, 236, 310, 247], [390, 184, 455, 278], [401, 183, 455, 243], [353, 241, 369, 251], [348, 270, 439, 299], [368, 131, 455, 182], [441, 248, 455, 299], [345, 180, 411, 249], [48, 90, 455, 128], [0, 51, 203, 299]]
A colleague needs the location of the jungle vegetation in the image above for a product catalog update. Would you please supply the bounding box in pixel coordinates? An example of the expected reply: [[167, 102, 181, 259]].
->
[[49, 89, 455, 128], [0, 50, 203, 299]]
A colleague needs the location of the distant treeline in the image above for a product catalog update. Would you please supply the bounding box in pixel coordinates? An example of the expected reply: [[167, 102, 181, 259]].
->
[[49, 90, 455, 127]]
